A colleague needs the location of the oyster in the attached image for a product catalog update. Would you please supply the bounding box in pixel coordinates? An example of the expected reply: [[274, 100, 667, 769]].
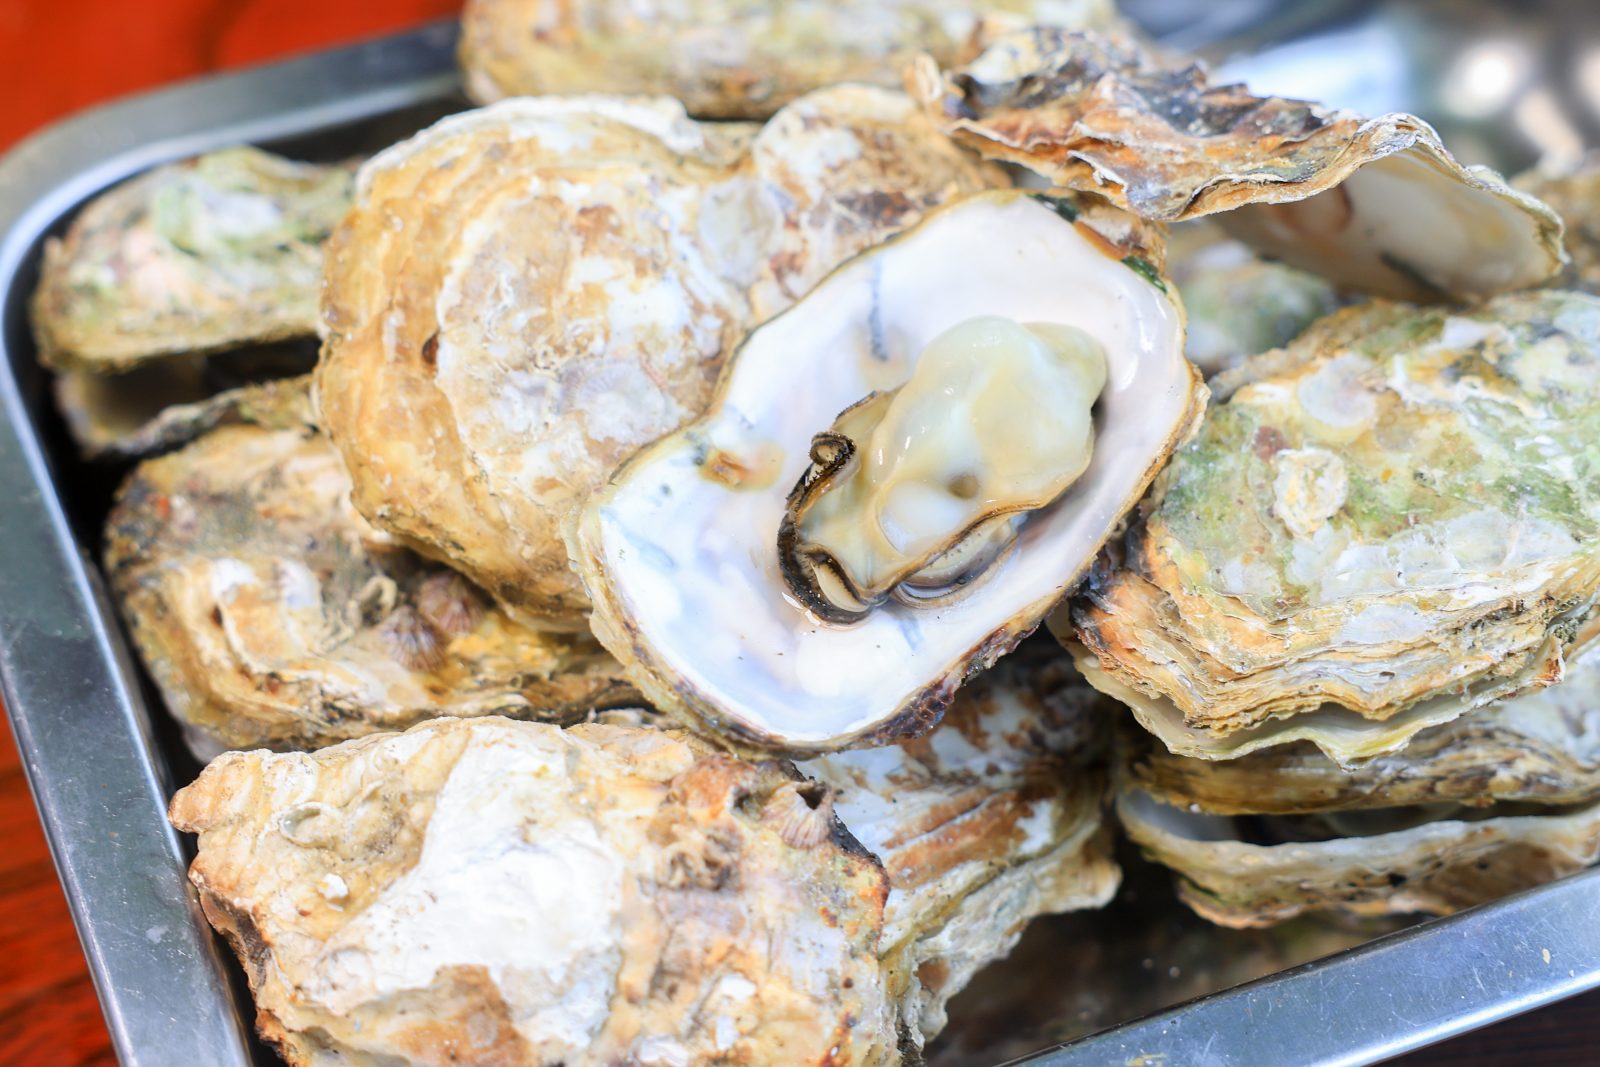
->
[[800, 639, 1119, 1043], [1168, 222, 1342, 378], [910, 28, 1566, 301], [459, 0, 1119, 118], [32, 147, 354, 370], [1128, 643, 1600, 815], [571, 191, 1200, 754], [169, 717, 903, 1065], [1118, 788, 1600, 928], [105, 422, 634, 755], [1069, 291, 1600, 764], [317, 92, 1002, 628], [1516, 157, 1600, 294], [54, 344, 316, 460]]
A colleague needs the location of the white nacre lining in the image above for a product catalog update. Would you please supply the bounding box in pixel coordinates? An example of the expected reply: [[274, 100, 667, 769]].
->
[[578, 193, 1193, 748]]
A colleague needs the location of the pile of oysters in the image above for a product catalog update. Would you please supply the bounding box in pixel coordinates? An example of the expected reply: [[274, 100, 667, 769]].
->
[[38, 3, 1600, 1064]]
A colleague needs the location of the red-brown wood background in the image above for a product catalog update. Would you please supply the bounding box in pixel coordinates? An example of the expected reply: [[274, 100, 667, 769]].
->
[[0, 3, 1594, 1064]]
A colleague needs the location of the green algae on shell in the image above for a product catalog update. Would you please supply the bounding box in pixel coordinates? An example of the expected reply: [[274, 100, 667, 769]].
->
[[1069, 290, 1600, 764]]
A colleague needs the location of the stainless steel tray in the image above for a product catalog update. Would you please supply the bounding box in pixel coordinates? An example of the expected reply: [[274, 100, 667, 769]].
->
[[2, 9, 1599, 1067]]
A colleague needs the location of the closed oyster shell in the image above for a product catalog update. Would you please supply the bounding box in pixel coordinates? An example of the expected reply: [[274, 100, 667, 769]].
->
[[169, 717, 903, 1065], [1129, 643, 1600, 816], [1119, 788, 1600, 928], [460, 0, 1119, 118], [32, 147, 354, 371], [910, 28, 1566, 302], [54, 349, 316, 460], [316, 93, 1002, 629], [105, 423, 635, 755], [1168, 222, 1342, 378], [1069, 291, 1600, 764], [571, 191, 1199, 754], [800, 640, 1119, 1044]]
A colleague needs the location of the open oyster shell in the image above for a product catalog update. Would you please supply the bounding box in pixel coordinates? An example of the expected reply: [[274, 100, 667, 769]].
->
[[571, 190, 1200, 754], [460, 0, 1119, 118], [170, 717, 904, 1066], [1068, 291, 1600, 765], [910, 28, 1566, 302], [1168, 222, 1342, 378], [317, 92, 1002, 629], [1129, 643, 1600, 816], [800, 639, 1119, 1044], [32, 147, 354, 371], [1516, 157, 1600, 294], [1119, 788, 1600, 928], [105, 421, 634, 755]]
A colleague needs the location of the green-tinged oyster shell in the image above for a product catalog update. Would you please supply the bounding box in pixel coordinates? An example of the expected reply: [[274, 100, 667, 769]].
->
[[1118, 788, 1600, 928], [910, 28, 1566, 302], [33, 147, 355, 371], [1169, 222, 1343, 378], [1128, 641, 1600, 815], [105, 423, 636, 756], [1070, 291, 1600, 764]]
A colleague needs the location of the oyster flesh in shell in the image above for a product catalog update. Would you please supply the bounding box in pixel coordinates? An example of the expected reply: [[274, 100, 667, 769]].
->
[[910, 29, 1566, 301], [1168, 222, 1342, 378], [1069, 291, 1600, 764], [105, 421, 633, 755], [800, 639, 1119, 1044], [32, 146, 354, 370], [571, 191, 1200, 754], [1118, 788, 1600, 928], [316, 92, 1002, 628], [1128, 642, 1600, 816], [169, 717, 903, 1066], [460, 0, 1120, 118]]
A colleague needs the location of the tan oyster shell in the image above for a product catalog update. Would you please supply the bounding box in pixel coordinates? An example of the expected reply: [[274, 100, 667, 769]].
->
[[316, 93, 1001, 629], [1119, 788, 1600, 928], [1128, 643, 1600, 815], [1516, 156, 1600, 294], [169, 717, 902, 1065], [1067, 291, 1600, 764], [32, 147, 354, 371], [571, 191, 1199, 755], [460, 0, 1119, 118], [801, 640, 1119, 1044], [105, 423, 634, 754], [910, 28, 1566, 302]]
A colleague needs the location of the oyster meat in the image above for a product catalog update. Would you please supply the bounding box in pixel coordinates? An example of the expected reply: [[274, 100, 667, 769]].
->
[[1119, 789, 1600, 928], [1069, 291, 1600, 764], [316, 92, 1002, 628], [170, 717, 902, 1066], [32, 146, 354, 370], [910, 28, 1566, 301], [105, 421, 633, 755], [460, 0, 1120, 118], [1168, 222, 1342, 378], [1128, 643, 1600, 816], [572, 191, 1200, 754], [800, 638, 1119, 1043]]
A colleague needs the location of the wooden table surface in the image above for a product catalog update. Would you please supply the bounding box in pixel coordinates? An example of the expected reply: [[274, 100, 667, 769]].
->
[[0, 3, 1596, 1065]]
